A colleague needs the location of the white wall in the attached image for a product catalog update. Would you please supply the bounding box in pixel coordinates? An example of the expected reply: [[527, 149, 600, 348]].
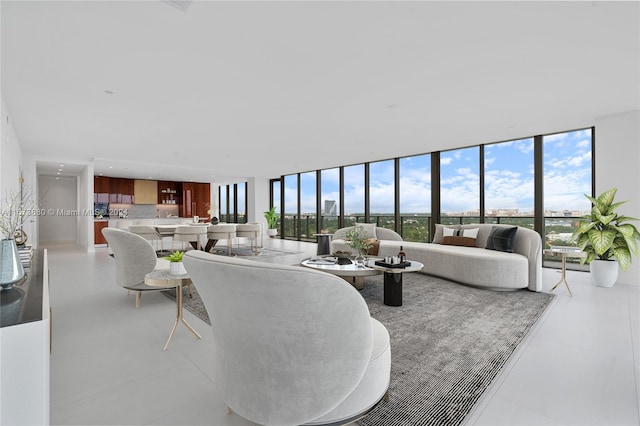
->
[[38, 175, 78, 243], [594, 110, 640, 286], [247, 177, 271, 232], [1, 97, 22, 200]]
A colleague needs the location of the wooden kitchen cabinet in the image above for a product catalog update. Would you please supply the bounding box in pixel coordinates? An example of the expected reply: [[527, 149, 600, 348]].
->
[[158, 181, 182, 205], [182, 182, 210, 219], [133, 180, 158, 204], [94, 176, 110, 203], [109, 178, 134, 204], [94, 221, 109, 245]]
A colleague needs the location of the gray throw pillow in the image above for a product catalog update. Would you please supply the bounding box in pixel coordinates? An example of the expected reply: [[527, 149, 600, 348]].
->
[[485, 226, 518, 253]]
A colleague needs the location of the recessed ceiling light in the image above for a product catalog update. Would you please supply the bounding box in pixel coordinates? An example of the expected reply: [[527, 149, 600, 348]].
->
[[59, 164, 64, 167], [57, 172, 61, 175], [55, 177, 59, 180], [58, 169, 62, 172], [109, 166, 114, 169], [148, 177, 153, 179]]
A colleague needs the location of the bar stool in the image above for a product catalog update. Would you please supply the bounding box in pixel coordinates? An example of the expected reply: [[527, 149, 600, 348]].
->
[[205, 223, 237, 255]]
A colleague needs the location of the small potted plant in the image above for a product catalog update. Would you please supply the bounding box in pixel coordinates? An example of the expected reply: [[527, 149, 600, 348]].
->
[[344, 225, 374, 267], [164, 251, 187, 275], [264, 206, 279, 237], [571, 187, 640, 287]]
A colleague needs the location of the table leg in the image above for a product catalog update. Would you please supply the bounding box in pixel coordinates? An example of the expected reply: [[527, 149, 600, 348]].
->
[[383, 272, 403, 306], [163, 283, 202, 351], [550, 254, 573, 297]]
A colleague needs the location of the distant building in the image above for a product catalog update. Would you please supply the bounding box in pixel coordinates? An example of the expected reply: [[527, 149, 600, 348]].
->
[[324, 200, 337, 216]]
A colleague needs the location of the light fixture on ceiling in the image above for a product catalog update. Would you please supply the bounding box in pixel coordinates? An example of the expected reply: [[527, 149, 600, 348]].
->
[[163, 0, 192, 12], [104, 90, 114, 95]]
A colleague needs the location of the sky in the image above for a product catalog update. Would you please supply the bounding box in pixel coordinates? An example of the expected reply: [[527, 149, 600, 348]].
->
[[281, 129, 592, 215]]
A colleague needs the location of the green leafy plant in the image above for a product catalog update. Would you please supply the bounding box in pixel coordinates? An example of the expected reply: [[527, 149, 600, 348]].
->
[[571, 188, 640, 271], [263, 206, 279, 229], [164, 251, 184, 263], [344, 225, 374, 254]]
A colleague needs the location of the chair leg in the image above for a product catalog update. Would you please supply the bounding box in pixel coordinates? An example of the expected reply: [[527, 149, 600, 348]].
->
[[135, 291, 142, 308], [384, 390, 390, 402], [225, 406, 232, 415]]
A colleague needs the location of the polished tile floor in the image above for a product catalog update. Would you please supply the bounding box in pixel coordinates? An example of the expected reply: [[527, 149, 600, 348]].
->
[[46, 239, 639, 425]]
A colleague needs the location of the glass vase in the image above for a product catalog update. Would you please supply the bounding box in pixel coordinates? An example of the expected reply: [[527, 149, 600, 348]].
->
[[354, 252, 366, 268], [1, 239, 25, 291]]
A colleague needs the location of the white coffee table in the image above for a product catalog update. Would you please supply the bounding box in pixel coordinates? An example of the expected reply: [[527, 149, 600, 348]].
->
[[301, 257, 380, 290]]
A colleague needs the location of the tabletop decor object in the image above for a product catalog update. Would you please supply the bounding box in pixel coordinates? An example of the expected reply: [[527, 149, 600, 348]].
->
[[344, 225, 374, 267], [571, 187, 640, 287], [164, 250, 187, 275], [0, 189, 32, 290]]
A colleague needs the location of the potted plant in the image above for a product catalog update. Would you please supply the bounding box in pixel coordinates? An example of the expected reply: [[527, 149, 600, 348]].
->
[[571, 187, 640, 287], [164, 251, 187, 275], [264, 206, 279, 237], [344, 225, 374, 267]]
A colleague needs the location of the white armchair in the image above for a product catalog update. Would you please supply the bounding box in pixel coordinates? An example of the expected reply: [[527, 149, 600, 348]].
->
[[183, 251, 391, 426]]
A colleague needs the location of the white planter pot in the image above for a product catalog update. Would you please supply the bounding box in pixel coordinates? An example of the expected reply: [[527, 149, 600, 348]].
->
[[266, 228, 278, 238], [170, 261, 187, 276], [590, 259, 619, 287]]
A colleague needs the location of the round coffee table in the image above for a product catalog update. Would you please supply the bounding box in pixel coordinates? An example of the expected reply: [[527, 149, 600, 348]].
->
[[300, 257, 380, 290]]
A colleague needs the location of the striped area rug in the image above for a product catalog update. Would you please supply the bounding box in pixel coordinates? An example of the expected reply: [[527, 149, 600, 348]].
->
[[359, 273, 554, 426]]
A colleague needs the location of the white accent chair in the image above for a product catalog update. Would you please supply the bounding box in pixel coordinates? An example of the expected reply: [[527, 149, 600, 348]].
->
[[205, 223, 237, 255], [102, 228, 174, 308], [183, 251, 391, 426]]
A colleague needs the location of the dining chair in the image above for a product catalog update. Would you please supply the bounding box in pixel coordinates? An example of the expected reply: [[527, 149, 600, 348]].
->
[[128, 224, 165, 255], [205, 223, 237, 255], [174, 225, 207, 251], [235, 222, 262, 252]]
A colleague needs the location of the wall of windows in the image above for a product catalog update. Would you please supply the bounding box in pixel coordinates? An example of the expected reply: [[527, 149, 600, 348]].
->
[[217, 182, 247, 223], [271, 128, 593, 269]]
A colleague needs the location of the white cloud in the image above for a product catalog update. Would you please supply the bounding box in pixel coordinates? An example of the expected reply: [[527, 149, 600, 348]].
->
[[440, 157, 453, 166]]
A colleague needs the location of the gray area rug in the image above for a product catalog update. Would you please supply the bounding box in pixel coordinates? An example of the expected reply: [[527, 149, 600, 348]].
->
[[359, 273, 554, 426], [165, 272, 554, 425], [209, 246, 303, 258]]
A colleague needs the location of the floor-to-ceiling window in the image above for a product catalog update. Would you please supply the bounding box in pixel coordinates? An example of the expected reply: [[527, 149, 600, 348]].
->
[[543, 129, 593, 268], [440, 146, 480, 225], [283, 174, 298, 239], [369, 159, 395, 230], [343, 164, 365, 227], [217, 182, 246, 223], [399, 154, 431, 242], [320, 168, 340, 233], [484, 138, 535, 228], [270, 127, 593, 271], [299, 171, 316, 240]]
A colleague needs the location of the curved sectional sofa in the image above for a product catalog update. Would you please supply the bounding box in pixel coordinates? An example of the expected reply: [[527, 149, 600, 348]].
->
[[330, 224, 542, 292]]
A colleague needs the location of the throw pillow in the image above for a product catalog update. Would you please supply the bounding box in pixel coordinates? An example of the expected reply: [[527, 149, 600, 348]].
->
[[363, 238, 380, 256], [354, 223, 377, 240], [461, 227, 479, 238], [442, 236, 477, 247], [432, 224, 460, 244], [485, 226, 518, 253]]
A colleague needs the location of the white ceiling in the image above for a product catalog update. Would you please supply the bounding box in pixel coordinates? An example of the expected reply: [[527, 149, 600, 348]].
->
[[2, 1, 639, 184]]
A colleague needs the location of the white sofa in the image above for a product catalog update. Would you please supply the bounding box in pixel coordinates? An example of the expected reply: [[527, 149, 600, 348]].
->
[[331, 224, 542, 292]]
